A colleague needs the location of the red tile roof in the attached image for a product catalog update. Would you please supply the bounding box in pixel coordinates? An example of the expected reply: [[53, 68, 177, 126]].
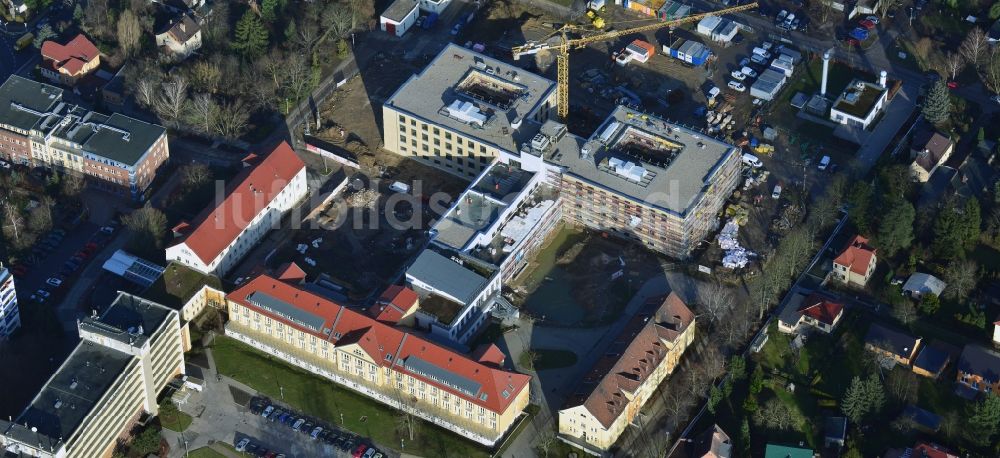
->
[[276, 262, 306, 282], [171, 142, 305, 265], [472, 343, 506, 367], [797, 293, 844, 326], [912, 442, 958, 458], [833, 235, 877, 276], [40, 34, 99, 76], [564, 293, 694, 429], [368, 285, 418, 325], [227, 275, 530, 414]]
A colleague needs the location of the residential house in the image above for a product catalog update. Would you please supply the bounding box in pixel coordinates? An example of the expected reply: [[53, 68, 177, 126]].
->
[[5, 0, 27, 14], [909, 131, 954, 183], [777, 292, 846, 334], [832, 235, 877, 288], [39, 34, 101, 86], [902, 273, 947, 300], [155, 14, 202, 59], [864, 323, 922, 366], [165, 142, 308, 276], [690, 424, 732, 458], [558, 293, 696, 452], [224, 274, 531, 446], [824, 417, 847, 449], [883, 442, 959, 458], [379, 0, 419, 37], [764, 444, 813, 458], [912, 342, 953, 379], [956, 344, 1000, 396], [829, 78, 889, 129]]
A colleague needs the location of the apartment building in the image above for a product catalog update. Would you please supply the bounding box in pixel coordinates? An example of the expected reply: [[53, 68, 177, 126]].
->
[[382, 43, 558, 179], [549, 106, 741, 258], [224, 274, 531, 446], [0, 76, 169, 200], [0, 265, 21, 340], [383, 46, 741, 260], [558, 293, 695, 452], [0, 293, 184, 458], [166, 142, 307, 276]]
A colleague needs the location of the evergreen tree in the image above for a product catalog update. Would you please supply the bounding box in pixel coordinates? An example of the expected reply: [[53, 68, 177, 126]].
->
[[963, 197, 981, 248], [919, 293, 940, 315], [750, 365, 764, 395], [841, 376, 868, 424], [932, 204, 965, 259], [740, 419, 751, 455], [865, 373, 886, 414], [261, 0, 279, 23], [847, 181, 874, 234], [965, 394, 1000, 446], [877, 198, 915, 256], [232, 10, 269, 59], [72, 3, 83, 22], [922, 80, 951, 125], [708, 385, 722, 414], [32, 24, 56, 48], [730, 355, 747, 381]]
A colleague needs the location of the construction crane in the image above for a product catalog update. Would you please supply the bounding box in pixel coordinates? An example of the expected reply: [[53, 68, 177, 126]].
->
[[512, 2, 759, 120]]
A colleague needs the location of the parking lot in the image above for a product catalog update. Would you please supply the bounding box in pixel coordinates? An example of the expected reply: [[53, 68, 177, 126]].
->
[[169, 358, 396, 458]]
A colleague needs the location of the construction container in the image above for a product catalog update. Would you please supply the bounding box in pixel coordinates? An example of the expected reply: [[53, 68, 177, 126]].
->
[[697, 15, 722, 36], [663, 38, 711, 66], [625, 39, 655, 63], [656, 0, 691, 20]]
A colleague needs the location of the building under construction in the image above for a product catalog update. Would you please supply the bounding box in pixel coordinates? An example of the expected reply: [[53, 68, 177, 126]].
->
[[384, 45, 740, 259]]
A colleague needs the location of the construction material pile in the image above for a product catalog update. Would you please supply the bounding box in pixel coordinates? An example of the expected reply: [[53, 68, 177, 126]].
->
[[718, 219, 753, 269]]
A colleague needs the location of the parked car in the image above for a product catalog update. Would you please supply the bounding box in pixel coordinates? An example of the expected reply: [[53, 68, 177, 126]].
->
[[235, 438, 250, 452], [45, 277, 63, 287], [261, 405, 275, 418], [363, 449, 377, 458], [730, 70, 746, 81], [742, 153, 763, 168], [750, 54, 768, 65], [352, 445, 369, 458], [740, 66, 758, 78], [772, 182, 783, 199], [859, 19, 876, 29], [817, 155, 831, 171], [268, 409, 284, 421], [947, 81, 959, 89], [310, 426, 323, 439], [727, 81, 746, 92], [866, 15, 880, 24], [292, 418, 306, 430], [99, 226, 115, 235]]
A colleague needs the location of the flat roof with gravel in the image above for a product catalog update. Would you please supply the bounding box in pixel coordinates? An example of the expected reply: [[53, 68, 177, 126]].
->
[[546, 105, 737, 216], [384, 43, 556, 153]]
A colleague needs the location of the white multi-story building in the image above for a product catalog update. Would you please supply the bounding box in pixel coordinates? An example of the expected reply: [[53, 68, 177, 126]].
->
[[166, 141, 308, 276], [0, 293, 184, 458], [0, 265, 20, 340]]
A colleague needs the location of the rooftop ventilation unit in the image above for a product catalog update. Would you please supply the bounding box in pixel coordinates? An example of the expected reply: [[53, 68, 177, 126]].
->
[[446, 100, 487, 126], [608, 157, 648, 183], [530, 133, 550, 152]]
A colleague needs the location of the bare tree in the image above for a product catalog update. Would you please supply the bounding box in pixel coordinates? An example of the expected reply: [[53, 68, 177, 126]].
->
[[117, 9, 142, 57], [82, 0, 111, 40], [535, 428, 556, 457], [699, 280, 734, 323], [392, 384, 421, 442], [180, 162, 212, 191], [61, 174, 85, 197], [256, 49, 288, 90], [188, 93, 220, 135], [984, 48, 1000, 95], [886, 369, 919, 404], [891, 301, 918, 325], [944, 259, 978, 301], [944, 53, 965, 81], [348, 0, 374, 32], [27, 197, 53, 233], [188, 60, 222, 94], [135, 76, 159, 108], [321, 4, 354, 45], [214, 98, 251, 139], [294, 19, 321, 57], [155, 76, 189, 127], [960, 28, 989, 68], [1, 199, 25, 249]]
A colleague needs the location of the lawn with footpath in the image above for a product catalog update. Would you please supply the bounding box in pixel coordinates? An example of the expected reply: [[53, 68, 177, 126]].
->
[[211, 336, 491, 458]]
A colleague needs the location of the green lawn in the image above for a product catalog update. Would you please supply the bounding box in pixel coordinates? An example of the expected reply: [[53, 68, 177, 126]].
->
[[188, 447, 227, 458], [159, 406, 193, 432], [211, 336, 491, 458], [144, 262, 223, 310], [519, 349, 578, 371]]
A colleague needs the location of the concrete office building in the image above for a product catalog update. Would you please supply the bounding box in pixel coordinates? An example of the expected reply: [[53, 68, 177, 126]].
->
[[548, 106, 741, 258], [0, 293, 184, 458], [382, 43, 559, 179], [0, 265, 20, 340], [166, 142, 307, 276], [0, 76, 169, 200], [225, 275, 531, 446]]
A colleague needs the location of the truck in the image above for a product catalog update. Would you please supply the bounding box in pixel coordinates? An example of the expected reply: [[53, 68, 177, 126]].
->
[[15, 33, 33, 51]]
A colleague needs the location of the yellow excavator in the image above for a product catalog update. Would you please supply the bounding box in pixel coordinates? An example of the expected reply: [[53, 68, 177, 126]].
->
[[512, 2, 759, 121]]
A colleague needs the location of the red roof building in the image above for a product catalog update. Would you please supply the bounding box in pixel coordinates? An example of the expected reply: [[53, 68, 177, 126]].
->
[[225, 275, 531, 443], [40, 34, 100, 86], [368, 285, 419, 326], [558, 293, 696, 451], [166, 142, 307, 276], [833, 235, 877, 288], [779, 292, 846, 335]]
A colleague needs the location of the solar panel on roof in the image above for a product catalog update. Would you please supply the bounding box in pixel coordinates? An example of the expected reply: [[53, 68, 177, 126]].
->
[[247, 292, 327, 332], [403, 356, 482, 397]]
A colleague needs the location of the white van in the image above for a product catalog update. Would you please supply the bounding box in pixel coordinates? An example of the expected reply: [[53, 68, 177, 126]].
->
[[389, 181, 411, 193], [752, 47, 768, 57], [817, 155, 831, 171], [742, 153, 763, 168]]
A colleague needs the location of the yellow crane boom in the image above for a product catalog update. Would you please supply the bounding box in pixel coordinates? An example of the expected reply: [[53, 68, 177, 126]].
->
[[512, 2, 758, 120]]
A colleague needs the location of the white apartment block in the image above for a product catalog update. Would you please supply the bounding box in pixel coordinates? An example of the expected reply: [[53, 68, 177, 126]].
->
[[0, 265, 20, 340], [0, 293, 184, 458]]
